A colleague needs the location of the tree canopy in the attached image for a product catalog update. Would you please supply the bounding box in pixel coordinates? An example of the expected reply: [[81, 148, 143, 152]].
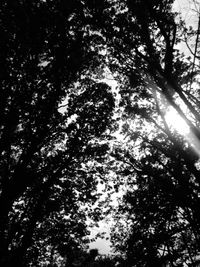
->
[[84, 0, 200, 266], [0, 1, 115, 266], [2, 0, 200, 267]]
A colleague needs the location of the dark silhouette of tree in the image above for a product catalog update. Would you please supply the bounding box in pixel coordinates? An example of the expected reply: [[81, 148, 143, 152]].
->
[[84, 0, 200, 266], [66, 249, 126, 267], [4, 0, 200, 266], [0, 1, 115, 266]]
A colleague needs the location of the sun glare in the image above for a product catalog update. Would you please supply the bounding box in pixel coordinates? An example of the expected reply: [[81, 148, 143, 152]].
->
[[165, 107, 190, 135]]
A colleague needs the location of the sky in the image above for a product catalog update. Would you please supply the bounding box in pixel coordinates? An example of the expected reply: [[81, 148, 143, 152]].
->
[[173, 0, 200, 55], [89, 222, 113, 255], [173, 0, 199, 21]]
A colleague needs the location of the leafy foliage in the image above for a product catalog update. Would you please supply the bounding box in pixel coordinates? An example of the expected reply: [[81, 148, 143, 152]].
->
[[84, 0, 200, 266], [0, 1, 115, 266]]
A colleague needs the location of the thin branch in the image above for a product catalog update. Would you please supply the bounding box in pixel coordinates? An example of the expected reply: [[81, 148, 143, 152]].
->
[[58, 103, 68, 109], [183, 33, 200, 60], [189, 9, 200, 91]]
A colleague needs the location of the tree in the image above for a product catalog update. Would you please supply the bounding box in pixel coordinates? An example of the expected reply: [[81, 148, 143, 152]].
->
[[110, 142, 200, 266], [0, 1, 115, 266], [85, 0, 200, 265]]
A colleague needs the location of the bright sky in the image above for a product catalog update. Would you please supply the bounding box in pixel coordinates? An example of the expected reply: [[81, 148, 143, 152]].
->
[[173, 0, 199, 26], [173, 0, 200, 56], [89, 221, 113, 254]]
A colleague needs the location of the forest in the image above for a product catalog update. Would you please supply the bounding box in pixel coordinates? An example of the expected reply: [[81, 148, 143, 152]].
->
[[0, 0, 200, 266]]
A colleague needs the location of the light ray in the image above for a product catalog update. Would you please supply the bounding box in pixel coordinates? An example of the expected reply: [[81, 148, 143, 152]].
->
[[165, 107, 190, 135]]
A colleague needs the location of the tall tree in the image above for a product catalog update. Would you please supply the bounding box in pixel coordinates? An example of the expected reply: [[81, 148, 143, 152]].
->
[[0, 1, 114, 266], [86, 0, 200, 265]]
